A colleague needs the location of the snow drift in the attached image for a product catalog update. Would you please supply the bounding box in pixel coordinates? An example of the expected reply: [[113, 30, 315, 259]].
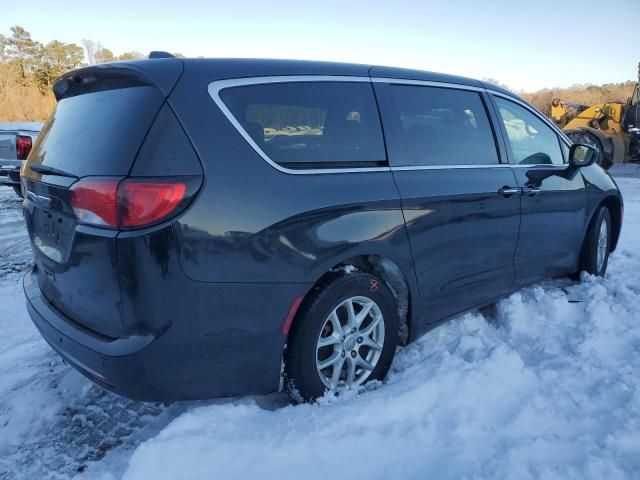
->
[[122, 175, 640, 480], [1, 171, 639, 479]]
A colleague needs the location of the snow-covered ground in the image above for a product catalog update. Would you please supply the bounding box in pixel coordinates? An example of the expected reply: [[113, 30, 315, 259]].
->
[[1, 166, 640, 479]]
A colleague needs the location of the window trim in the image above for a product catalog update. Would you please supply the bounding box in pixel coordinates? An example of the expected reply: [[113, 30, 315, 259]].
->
[[207, 75, 571, 175], [208, 76, 389, 175], [488, 90, 573, 148], [371, 77, 485, 92], [376, 81, 505, 168]]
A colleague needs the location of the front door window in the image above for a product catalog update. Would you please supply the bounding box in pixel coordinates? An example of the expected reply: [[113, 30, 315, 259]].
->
[[495, 97, 565, 166]]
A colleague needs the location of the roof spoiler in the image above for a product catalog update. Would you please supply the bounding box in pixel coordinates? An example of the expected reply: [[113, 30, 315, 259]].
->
[[52, 59, 183, 100]]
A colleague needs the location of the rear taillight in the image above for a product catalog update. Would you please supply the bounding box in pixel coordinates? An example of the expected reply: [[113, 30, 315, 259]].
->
[[70, 179, 119, 227], [70, 177, 197, 229], [16, 135, 32, 161], [119, 180, 187, 228]]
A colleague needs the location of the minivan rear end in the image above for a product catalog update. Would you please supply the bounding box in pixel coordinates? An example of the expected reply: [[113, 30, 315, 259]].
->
[[22, 59, 313, 400]]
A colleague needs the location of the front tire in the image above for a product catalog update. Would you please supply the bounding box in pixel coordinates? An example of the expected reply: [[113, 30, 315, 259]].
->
[[284, 272, 399, 403], [12, 185, 23, 198], [580, 206, 611, 277]]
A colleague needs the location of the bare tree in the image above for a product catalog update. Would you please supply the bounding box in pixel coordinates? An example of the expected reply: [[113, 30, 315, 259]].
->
[[0, 34, 7, 62], [81, 38, 98, 65]]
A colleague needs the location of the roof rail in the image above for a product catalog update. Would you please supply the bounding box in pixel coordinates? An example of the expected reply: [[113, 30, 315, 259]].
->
[[148, 51, 175, 59]]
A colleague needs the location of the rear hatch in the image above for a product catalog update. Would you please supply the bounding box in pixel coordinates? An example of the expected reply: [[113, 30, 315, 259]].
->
[[22, 61, 185, 338]]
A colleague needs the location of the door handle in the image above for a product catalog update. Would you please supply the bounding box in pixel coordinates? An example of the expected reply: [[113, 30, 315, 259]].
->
[[522, 186, 541, 196], [498, 186, 522, 197]]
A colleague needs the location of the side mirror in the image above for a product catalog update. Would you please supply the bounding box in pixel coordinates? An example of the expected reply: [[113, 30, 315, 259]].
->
[[569, 143, 598, 168]]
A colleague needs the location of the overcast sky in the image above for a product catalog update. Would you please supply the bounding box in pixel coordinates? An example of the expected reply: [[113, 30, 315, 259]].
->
[[3, 0, 638, 92]]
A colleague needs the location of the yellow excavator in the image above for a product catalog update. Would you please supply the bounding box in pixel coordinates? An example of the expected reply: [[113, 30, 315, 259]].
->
[[548, 64, 640, 169]]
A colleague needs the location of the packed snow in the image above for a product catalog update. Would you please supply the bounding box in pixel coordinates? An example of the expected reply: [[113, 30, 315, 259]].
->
[[1, 166, 640, 479]]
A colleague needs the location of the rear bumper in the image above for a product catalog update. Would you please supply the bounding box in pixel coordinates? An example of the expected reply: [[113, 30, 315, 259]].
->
[[0, 164, 20, 186], [24, 267, 310, 400]]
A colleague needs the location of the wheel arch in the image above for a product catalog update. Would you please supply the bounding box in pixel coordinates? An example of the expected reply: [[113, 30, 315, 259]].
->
[[294, 254, 418, 346], [580, 194, 622, 259], [600, 195, 622, 252]]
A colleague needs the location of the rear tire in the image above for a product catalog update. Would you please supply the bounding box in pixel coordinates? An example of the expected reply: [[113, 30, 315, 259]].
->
[[578, 206, 611, 277], [12, 185, 23, 198], [284, 271, 399, 403]]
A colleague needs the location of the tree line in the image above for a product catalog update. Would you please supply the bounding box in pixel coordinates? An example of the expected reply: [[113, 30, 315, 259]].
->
[[0, 26, 145, 93], [0, 25, 636, 122], [483, 76, 636, 114], [0, 25, 148, 121], [521, 81, 636, 115]]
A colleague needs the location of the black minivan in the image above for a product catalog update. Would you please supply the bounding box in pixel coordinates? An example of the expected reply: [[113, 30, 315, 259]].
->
[[22, 57, 623, 402]]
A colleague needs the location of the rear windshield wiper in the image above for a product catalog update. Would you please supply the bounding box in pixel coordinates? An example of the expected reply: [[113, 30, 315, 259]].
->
[[29, 164, 79, 178]]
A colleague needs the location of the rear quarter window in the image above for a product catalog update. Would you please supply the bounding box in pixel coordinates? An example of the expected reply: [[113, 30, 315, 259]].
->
[[218, 81, 387, 169]]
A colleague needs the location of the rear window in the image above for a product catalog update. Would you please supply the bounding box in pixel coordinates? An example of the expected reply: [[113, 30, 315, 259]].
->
[[27, 86, 164, 177], [219, 82, 386, 169]]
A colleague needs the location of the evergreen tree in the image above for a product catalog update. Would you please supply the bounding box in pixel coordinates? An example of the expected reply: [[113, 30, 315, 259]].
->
[[118, 51, 144, 61], [95, 47, 116, 63], [6, 26, 41, 83], [34, 40, 84, 90]]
